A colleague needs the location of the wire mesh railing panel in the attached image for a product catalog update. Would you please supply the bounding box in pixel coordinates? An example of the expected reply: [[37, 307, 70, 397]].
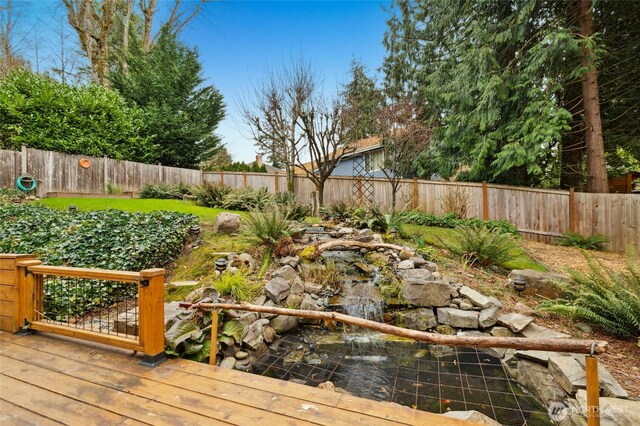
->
[[38, 274, 139, 340]]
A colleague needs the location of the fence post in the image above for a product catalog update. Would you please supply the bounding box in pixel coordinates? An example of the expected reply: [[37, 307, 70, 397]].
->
[[243, 172, 247, 189], [413, 177, 419, 209], [103, 156, 109, 192], [585, 355, 600, 426], [274, 172, 279, 193], [482, 181, 489, 220], [157, 163, 162, 183], [21, 145, 27, 175], [569, 188, 577, 233], [220, 171, 224, 186], [139, 268, 166, 366], [16, 260, 43, 330]]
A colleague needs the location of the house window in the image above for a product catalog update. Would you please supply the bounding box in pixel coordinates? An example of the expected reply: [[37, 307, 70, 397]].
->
[[365, 151, 384, 172]]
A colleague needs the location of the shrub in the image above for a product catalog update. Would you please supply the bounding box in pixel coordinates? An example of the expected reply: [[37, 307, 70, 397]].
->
[[395, 211, 519, 236], [556, 232, 609, 251], [303, 262, 342, 293], [322, 200, 357, 221], [194, 182, 231, 207], [274, 236, 298, 257], [441, 225, 520, 268], [210, 272, 261, 302], [221, 187, 271, 210], [0, 188, 25, 204], [139, 183, 192, 200], [243, 206, 293, 247], [443, 186, 469, 218], [538, 249, 640, 338], [105, 182, 124, 195]]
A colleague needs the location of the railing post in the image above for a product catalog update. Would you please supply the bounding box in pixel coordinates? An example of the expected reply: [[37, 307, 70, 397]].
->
[[482, 181, 489, 220], [210, 309, 219, 366], [585, 355, 600, 426], [139, 268, 166, 366], [16, 260, 43, 331]]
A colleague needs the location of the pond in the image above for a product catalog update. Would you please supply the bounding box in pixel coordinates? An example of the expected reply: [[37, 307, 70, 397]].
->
[[250, 328, 552, 426]]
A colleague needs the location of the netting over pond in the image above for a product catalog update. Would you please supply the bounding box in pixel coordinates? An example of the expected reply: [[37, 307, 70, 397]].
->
[[250, 329, 553, 426]]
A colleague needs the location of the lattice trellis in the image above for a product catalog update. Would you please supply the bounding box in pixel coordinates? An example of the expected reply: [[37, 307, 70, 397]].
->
[[352, 156, 374, 205]]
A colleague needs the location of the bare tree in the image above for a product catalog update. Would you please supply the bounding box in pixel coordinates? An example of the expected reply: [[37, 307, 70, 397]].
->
[[241, 62, 316, 193], [296, 99, 355, 211], [377, 99, 431, 212], [140, 0, 207, 52], [51, 23, 80, 84], [0, 0, 29, 77]]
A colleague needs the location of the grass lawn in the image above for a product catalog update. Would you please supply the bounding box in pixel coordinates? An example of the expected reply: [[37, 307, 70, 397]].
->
[[403, 223, 546, 271], [38, 198, 239, 224]]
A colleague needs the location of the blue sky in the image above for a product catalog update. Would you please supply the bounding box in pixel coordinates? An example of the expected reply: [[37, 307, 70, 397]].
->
[[12, 0, 390, 163]]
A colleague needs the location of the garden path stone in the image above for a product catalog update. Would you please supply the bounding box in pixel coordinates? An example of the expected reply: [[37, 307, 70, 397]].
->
[[220, 357, 237, 369], [478, 307, 499, 328], [394, 308, 437, 331], [548, 355, 586, 395], [264, 277, 291, 303], [214, 213, 241, 234], [437, 307, 479, 329], [498, 312, 534, 332], [459, 286, 492, 308], [520, 323, 570, 339]]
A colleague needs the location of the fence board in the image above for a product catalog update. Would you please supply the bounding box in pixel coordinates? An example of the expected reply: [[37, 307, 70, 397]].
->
[[0, 150, 20, 189]]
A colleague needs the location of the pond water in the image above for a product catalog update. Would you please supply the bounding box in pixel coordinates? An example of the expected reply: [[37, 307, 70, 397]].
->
[[250, 329, 552, 426]]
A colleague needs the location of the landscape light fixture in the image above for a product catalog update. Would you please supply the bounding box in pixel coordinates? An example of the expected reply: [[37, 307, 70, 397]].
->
[[215, 258, 228, 273], [69, 205, 77, 212], [190, 225, 201, 235], [512, 276, 527, 294]]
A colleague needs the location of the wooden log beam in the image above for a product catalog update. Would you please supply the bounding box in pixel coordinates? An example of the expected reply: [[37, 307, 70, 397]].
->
[[181, 302, 608, 355], [316, 239, 409, 254]]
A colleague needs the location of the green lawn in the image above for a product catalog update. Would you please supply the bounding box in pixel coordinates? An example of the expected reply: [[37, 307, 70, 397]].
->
[[38, 198, 238, 224], [403, 223, 546, 271]]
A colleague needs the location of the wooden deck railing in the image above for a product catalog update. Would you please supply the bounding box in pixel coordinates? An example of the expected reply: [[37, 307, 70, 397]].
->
[[182, 301, 607, 426], [0, 254, 166, 366]]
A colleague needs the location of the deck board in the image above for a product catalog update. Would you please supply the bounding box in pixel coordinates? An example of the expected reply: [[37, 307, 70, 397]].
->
[[0, 332, 473, 426]]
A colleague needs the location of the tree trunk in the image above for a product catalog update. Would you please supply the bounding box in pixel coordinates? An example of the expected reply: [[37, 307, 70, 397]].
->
[[579, 0, 608, 193], [121, 0, 132, 75], [142, 0, 157, 52]]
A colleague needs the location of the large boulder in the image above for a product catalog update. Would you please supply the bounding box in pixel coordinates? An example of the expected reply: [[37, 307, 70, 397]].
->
[[517, 359, 568, 405], [548, 355, 586, 395], [271, 265, 298, 284], [508, 269, 570, 299], [498, 313, 534, 333], [214, 212, 241, 234], [400, 269, 452, 307], [437, 307, 479, 329], [264, 277, 291, 303], [242, 321, 265, 351], [270, 315, 299, 334], [478, 307, 499, 328], [394, 309, 437, 331]]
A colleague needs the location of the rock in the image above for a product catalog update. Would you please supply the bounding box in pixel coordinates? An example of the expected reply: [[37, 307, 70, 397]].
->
[[260, 300, 278, 319], [516, 350, 568, 366], [366, 252, 389, 266], [318, 381, 336, 391], [271, 265, 298, 283], [220, 357, 237, 369], [279, 256, 300, 268], [575, 322, 593, 334], [264, 277, 291, 303], [548, 355, 586, 395], [459, 286, 492, 308], [337, 227, 354, 235], [457, 330, 485, 337], [451, 298, 462, 305], [300, 294, 320, 311], [290, 276, 305, 295], [394, 309, 437, 331], [262, 326, 277, 343], [354, 262, 375, 274], [498, 313, 534, 332], [490, 326, 515, 338], [422, 261, 438, 272], [397, 260, 415, 270], [357, 228, 372, 236], [509, 269, 570, 299], [520, 323, 570, 339], [513, 302, 536, 316], [214, 213, 241, 234], [242, 321, 265, 351], [371, 234, 384, 244], [285, 293, 303, 309], [576, 389, 640, 426], [459, 300, 474, 310], [167, 280, 199, 288], [478, 307, 499, 328], [574, 358, 629, 398], [164, 301, 185, 330], [442, 411, 501, 426], [487, 296, 503, 309], [248, 341, 269, 359], [432, 271, 443, 279], [239, 312, 260, 325], [435, 325, 457, 335], [400, 269, 452, 307], [399, 250, 413, 261], [270, 315, 299, 334], [437, 308, 479, 329], [304, 282, 323, 295], [235, 351, 249, 360], [517, 359, 568, 405], [231, 253, 256, 272]]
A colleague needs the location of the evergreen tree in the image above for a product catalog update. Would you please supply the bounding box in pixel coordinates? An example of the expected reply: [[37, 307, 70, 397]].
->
[[110, 30, 225, 168], [341, 59, 384, 142]]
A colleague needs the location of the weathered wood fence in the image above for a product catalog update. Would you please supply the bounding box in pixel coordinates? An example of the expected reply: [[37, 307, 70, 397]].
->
[[1, 147, 638, 252]]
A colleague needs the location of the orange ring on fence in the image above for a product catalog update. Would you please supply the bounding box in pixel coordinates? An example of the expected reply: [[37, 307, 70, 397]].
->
[[79, 159, 91, 169]]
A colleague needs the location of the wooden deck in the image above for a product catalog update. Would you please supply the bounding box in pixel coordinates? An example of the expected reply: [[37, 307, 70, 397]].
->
[[0, 331, 473, 425]]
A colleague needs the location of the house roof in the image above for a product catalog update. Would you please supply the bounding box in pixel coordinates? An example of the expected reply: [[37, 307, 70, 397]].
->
[[295, 136, 382, 175]]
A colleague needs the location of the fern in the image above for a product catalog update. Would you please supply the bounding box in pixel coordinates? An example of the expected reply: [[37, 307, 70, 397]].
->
[[440, 225, 520, 268], [556, 231, 609, 251], [538, 247, 640, 338]]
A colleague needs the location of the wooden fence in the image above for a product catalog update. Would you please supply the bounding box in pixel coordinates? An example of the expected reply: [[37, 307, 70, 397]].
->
[[1, 147, 637, 252]]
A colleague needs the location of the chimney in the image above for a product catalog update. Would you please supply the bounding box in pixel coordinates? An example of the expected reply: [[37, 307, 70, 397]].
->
[[256, 154, 263, 167]]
